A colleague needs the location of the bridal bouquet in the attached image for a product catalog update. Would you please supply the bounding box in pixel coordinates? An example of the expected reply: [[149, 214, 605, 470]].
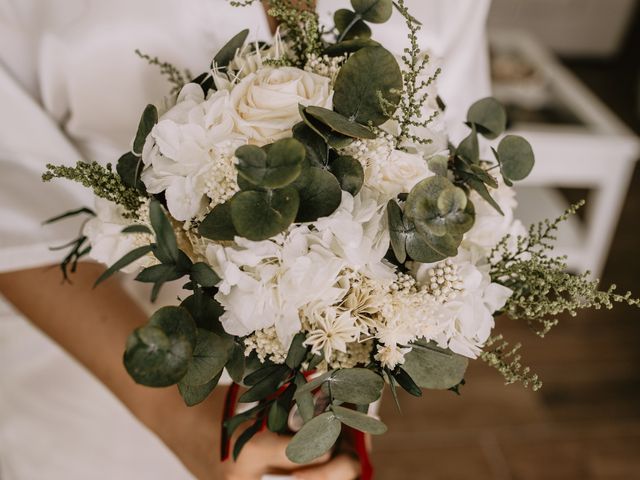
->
[[43, 0, 638, 470]]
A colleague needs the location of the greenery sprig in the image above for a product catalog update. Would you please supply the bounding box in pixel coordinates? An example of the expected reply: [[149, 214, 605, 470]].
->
[[480, 335, 542, 391], [43, 162, 143, 216], [390, 0, 441, 146]]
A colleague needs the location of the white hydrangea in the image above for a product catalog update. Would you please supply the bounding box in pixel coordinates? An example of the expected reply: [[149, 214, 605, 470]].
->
[[141, 83, 245, 221], [83, 198, 156, 274]]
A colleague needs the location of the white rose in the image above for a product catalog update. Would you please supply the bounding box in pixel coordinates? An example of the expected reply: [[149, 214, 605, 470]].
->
[[231, 66, 333, 145], [374, 149, 433, 199], [83, 198, 155, 274]]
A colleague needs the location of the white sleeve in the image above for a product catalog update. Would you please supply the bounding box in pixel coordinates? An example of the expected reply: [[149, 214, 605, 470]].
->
[[0, 64, 93, 273]]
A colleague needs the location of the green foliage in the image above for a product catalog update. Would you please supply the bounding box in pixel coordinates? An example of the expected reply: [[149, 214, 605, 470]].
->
[[44, 208, 96, 282], [230, 187, 300, 241], [480, 335, 542, 391], [351, 0, 393, 23], [135, 50, 191, 95], [235, 139, 305, 188], [294, 167, 342, 222], [334, 9, 372, 41], [391, 0, 441, 146], [303, 106, 376, 139], [486, 203, 639, 388], [466, 97, 507, 140], [286, 412, 342, 463], [198, 202, 238, 241], [322, 368, 384, 404], [402, 340, 469, 389], [333, 46, 403, 126], [124, 306, 197, 387], [181, 329, 233, 386], [329, 155, 364, 196], [213, 29, 250, 68], [451, 97, 534, 216], [331, 405, 387, 434], [43, 161, 142, 216]]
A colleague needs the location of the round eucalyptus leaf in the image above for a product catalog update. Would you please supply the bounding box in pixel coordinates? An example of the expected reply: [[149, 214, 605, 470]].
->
[[406, 229, 452, 263], [230, 187, 300, 241], [402, 341, 469, 389], [178, 369, 222, 406], [198, 202, 237, 241], [332, 405, 387, 435], [298, 106, 354, 149], [327, 368, 384, 404], [351, 0, 393, 23], [466, 97, 507, 140], [124, 324, 193, 388], [149, 306, 198, 348], [334, 9, 372, 40], [235, 139, 305, 188], [497, 135, 535, 181], [286, 412, 342, 464], [292, 122, 327, 167], [333, 46, 402, 126], [324, 38, 381, 57], [406, 176, 474, 238], [427, 155, 449, 177], [181, 329, 233, 386], [295, 168, 342, 223], [304, 106, 376, 139], [329, 155, 364, 195]]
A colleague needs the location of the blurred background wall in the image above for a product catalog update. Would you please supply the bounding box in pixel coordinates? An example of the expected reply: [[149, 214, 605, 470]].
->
[[374, 2, 640, 479]]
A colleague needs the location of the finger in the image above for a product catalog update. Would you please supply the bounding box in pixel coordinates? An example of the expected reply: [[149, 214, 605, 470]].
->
[[291, 454, 360, 480]]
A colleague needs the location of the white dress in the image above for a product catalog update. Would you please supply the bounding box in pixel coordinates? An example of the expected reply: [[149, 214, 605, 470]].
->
[[0, 1, 491, 478]]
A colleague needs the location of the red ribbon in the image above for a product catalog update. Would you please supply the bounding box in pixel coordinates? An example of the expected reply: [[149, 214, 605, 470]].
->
[[220, 383, 374, 479]]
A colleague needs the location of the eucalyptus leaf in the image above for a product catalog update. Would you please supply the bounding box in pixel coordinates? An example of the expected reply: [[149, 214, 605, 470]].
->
[[459, 171, 504, 216], [456, 125, 480, 164], [230, 187, 300, 241], [94, 245, 153, 287], [244, 364, 290, 387], [285, 332, 309, 369], [298, 105, 354, 149], [331, 405, 387, 434], [226, 343, 246, 384], [133, 104, 158, 155], [294, 373, 315, 423], [213, 29, 249, 68], [466, 97, 507, 140], [497, 135, 535, 181], [351, 0, 393, 23], [326, 368, 384, 404], [239, 366, 290, 403], [295, 168, 342, 223], [178, 369, 222, 406], [123, 306, 197, 387], [329, 155, 364, 195], [149, 199, 179, 264], [294, 370, 334, 399], [286, 412, 341, 464], [180, 291, 225, 333], [334, 9, 371, 40], [135, 264, 182, 283], [304, 106, 376, 139], [267, 401, 289, 433], [333, 46, 402, 126], [121, 224, 151, 234], [116, 151, 146, 193], [392, 368, 422, 397], [427, 155, 449, 177], [402, 340, 469, 389], [181, 329, 233, 386], [405, 176, 474, 238], [190, 262, 220, 288], [235, 139, 305, 188], [198, 202, 238, 241], [292, 122, 328, 167], [233, 416, 263, 461]]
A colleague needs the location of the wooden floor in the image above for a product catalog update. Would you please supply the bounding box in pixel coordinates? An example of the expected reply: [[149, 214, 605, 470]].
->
[[372, 20, 640, 480]]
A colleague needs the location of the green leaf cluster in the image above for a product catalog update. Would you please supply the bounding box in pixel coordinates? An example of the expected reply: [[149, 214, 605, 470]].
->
[[388, 176, 474, 263], [452, 97, 535, 215]]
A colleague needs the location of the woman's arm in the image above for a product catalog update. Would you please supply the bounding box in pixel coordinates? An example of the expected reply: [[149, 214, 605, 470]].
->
[[0, 263, 358, 479]]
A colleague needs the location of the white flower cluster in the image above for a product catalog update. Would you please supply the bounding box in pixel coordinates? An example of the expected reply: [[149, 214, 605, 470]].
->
[[84, 37, 520, 372]]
